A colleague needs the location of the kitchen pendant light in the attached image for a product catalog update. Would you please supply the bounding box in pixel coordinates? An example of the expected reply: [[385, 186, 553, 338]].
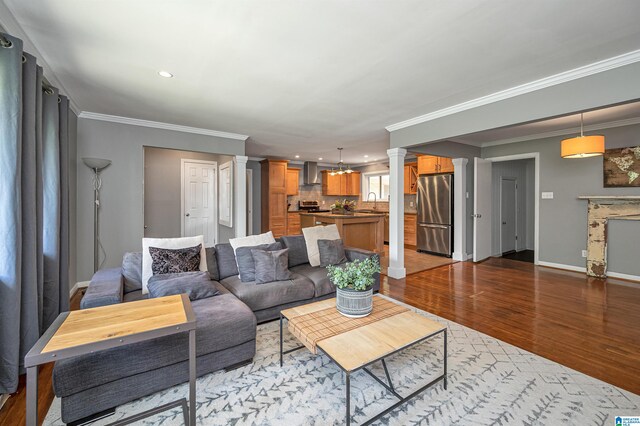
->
[[561, 113, 605, 158], [329, 148, 353, 175]]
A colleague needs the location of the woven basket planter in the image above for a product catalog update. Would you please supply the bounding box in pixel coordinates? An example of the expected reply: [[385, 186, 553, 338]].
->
[[336, 287, 373, 318]]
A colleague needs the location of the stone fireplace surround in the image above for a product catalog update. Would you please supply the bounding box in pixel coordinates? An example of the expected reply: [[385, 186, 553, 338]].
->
[[579, 196, 640, 278]]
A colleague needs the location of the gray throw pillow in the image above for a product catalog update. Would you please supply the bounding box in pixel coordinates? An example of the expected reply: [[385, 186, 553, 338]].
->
[[251, 248, 292, 284], [122, 252, 143, 293], [147, 271, 219, 301], [205, 246, 219, 281], [214, 243, 239, 280], [236, 242, 283, 282], [318, 239, 347, 267], [280, 235, 309, 267]]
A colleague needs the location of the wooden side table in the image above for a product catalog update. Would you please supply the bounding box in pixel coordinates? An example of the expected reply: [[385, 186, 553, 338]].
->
[[24, 294, 197, 426]]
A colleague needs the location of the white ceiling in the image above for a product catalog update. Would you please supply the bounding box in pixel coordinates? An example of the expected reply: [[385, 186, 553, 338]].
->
[[4, 0, 640, 164], [453, 101, 640, 147]]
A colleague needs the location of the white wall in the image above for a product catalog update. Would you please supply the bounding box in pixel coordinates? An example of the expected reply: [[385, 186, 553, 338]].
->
[[76, 118, 244, 282]]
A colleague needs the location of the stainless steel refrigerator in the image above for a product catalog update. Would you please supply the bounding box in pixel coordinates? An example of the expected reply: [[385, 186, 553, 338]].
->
[[416, 174, 453, 257]]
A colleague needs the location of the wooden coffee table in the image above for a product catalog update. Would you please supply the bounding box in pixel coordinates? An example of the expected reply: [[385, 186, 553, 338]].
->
[[280, 296, 447, 426]]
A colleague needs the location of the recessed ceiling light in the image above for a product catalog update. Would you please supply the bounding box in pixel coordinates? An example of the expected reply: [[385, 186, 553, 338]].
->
[[318, 157, 323, 160], [158, 71, 173, 78], [364, 155, 369, 158], [295, 155, 300, 159], [364, 160, 369, 163]]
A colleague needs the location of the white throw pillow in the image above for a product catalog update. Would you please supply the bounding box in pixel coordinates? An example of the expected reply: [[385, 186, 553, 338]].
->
[[302, 224, 341, 267], [229, 231, 276, 261], [142, 235, 208, 294]]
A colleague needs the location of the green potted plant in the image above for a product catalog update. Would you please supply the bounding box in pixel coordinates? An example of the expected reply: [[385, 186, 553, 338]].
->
[[330, 199, 357, 215], [326, 257, 380, 317]]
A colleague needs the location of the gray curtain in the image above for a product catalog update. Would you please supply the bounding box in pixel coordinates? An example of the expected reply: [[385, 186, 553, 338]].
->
[[0, 32, 71, 394]]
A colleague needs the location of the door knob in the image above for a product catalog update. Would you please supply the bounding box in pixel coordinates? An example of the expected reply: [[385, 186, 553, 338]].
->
[[502, 221, 507, 225], [185, 213, 190, 217]]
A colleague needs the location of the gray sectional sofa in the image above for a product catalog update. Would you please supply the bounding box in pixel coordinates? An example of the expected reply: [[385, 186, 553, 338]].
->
[[53, 234, 380, 424]]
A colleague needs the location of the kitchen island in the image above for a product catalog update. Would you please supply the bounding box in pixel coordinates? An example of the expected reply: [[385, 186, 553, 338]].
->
[[299, 212, 385, 253]]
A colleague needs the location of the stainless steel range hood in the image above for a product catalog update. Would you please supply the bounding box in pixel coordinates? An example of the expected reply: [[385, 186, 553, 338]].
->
[[303, 161, 320, 185]]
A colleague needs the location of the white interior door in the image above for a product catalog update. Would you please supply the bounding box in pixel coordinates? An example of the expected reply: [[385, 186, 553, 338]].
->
[[182, 160, 217, 246], [473, 157, 492, 262], [500, 178, 517, 254]]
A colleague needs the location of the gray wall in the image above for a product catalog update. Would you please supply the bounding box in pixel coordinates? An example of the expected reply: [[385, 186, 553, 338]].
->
[[411, 141, 481, 255], [68, 111, 78, 291], [76, 118, 244, 282], [490, 159, 534, 255], [482, 123, 640, 276], [247, 160, 261, 234], [143, 147, 236, 242]]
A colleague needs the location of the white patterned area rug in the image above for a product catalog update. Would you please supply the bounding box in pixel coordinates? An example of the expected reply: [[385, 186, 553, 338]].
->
[[45, 296, 639, 425]]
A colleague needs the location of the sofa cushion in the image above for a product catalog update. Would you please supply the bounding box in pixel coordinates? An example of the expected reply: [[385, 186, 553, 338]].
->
[[280, 235, 309, 267], [252, 248, 292, 284], [215, 243, 239, 280], [122, 252, 143, 293], [220, 273, 314, 311], [236, 242, 283, 282], [53, 282, 256, 397], [205, 246, 219, 281], [318, 239, 347, 267], [147, 271, 219, 301], [290, 264, 335, 297]]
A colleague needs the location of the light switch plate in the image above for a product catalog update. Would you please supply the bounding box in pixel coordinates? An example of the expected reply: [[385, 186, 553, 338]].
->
[[541, 192, 554, 199], [581, 250, 588, 258]]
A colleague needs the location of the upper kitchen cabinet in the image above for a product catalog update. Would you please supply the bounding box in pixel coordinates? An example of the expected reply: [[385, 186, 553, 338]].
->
[[321, 171, 361, 196], [404, 162, 418, 194], [417, 155, 454, 174], [286, 168, 300, 195]]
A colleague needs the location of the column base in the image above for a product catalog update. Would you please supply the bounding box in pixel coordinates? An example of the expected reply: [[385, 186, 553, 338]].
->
[[387, 267, 406, 279]]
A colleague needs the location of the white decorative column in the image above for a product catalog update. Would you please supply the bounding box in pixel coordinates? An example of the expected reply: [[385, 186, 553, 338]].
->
[[452, 158, 468, 261], [387, 148, 407, 279], [234, 155, 248, 237]]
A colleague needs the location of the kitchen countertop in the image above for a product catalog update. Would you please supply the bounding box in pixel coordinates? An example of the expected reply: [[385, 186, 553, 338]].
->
[[299, 212, 386, 219]]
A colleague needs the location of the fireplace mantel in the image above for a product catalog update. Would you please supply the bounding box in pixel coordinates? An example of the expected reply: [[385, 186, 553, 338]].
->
[[578, 196, 640, 278]]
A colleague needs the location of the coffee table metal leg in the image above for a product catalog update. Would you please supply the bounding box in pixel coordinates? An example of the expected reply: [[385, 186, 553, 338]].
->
[[443, 328, 448, 390], [279, 313, 283, 367], [346, 372, 351, 426], [26, 365, 38, 426], [189, 329, 196, 426], [381, 359, 394, 391]]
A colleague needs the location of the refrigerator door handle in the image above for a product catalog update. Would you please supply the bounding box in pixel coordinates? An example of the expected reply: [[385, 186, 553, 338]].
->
[[419, 223, 449, 229]]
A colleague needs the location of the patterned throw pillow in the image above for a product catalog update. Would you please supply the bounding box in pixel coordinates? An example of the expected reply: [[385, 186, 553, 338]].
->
[[149, 244, 202, 276]]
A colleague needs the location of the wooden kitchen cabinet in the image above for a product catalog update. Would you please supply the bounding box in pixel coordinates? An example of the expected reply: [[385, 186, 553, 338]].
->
[[404, 213, 417, 246], [404, 163, 418, 194], [261, 159, 288, 237], [321, 171, 361, 196], [287, 212, 301, 235], [417, 155, 454, 175], [286, 168, 300, 196]]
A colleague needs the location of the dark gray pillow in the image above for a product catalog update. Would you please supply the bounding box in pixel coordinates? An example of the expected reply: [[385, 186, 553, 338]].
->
[[122, 252, 143, 293], [318, 239, 347, 267], [215, 243, 239, 280], [205, 246, 219, 281], [236, 242, 283, 282], [147, 271, 219, 301], [280, 235, 309, 267], [252, 248, 292, 284]]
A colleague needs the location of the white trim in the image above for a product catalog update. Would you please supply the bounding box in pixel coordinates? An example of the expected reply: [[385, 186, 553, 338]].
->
[[218, 161, 234, 227], [70, 280, 90, 298], [480, 116, 640, 148], [78, 111, 249, 141], [385, 49, 640, 132], [181, 159, 219, 245], [608, 271, 640, 282], [452, 157, 468, 262], [246, 168, 253, 235], [485, 152, 540, 265], [386, 148, 407, 279], [234, 155, 248, 237], [465, 253, 474, 260], [538, 261, 640, 282]]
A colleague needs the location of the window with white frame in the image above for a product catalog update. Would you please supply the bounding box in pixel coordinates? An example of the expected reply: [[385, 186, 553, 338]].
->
[[362, 172, 389, 201]]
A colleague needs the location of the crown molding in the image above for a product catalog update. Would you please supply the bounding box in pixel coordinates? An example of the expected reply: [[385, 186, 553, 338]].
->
[[0, 4, 81, 115], [78, 111, 249, 141], [386, 49, 640, 132], [479, 116, 640, 148]]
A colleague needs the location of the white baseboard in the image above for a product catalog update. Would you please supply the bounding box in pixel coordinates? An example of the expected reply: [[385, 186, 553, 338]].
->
[[538, 261, 640, 282], [70, 280, 90, 297], [466, 253, 473, 260], [0, 393, 9, 410]]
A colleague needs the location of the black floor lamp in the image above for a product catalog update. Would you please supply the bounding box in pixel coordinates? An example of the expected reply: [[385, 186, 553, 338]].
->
[[82, 157, 111, 272]]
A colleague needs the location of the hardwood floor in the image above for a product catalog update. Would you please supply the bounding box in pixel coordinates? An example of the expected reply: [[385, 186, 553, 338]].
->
[[380, 244, 456, 275], [380, 258, 640, 395], [0, 290, 83, 426]]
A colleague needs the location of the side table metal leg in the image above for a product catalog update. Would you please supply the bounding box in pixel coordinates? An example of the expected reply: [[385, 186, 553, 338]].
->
[[279, 314, 283, 367], [189, 329, 196, 426], [26, 365, 38, 426], [346, 373, 351, 426], [444, 328, 448, 390]]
